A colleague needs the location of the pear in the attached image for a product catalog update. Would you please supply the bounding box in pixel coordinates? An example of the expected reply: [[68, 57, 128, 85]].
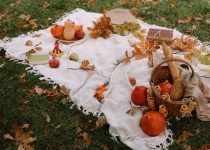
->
[[63, 20, 75, 40]]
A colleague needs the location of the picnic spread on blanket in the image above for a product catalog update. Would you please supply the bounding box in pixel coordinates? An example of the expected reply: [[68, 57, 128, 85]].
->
[[1, 8, 210, 150]]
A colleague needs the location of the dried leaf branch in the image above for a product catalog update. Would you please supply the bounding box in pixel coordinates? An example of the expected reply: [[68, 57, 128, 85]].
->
[[171, 35, 198, 51], [116, 40, 159, 65]]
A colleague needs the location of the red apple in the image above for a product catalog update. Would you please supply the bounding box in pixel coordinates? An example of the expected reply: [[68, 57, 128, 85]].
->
[[49, 57, 60, 68], [158, 81, 172, 95], [131, 86, 148, 106], [75, 30, 84, 40], [51, 25, 64, 38]]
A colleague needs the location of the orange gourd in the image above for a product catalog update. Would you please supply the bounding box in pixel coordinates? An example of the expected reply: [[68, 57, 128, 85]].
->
[[51, 25, 64, 38], [140, 111, 166, 136]]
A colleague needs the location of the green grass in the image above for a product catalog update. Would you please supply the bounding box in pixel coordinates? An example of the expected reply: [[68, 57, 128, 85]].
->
[[0, 0, 210, 150]]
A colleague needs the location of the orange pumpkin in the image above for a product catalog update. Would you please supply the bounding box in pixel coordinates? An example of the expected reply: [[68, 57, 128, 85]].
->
[[74, 25, 83, 32], [131, 86, 147, 106], [140, 111, 166, 136], [51, 25, 64, 38]]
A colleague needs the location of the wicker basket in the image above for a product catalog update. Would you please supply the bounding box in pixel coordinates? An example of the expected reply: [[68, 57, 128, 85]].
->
[[150, 58, 195, 117]]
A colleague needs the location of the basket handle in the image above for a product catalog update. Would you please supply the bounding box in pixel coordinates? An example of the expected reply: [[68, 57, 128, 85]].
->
[[151, 58, 194, 81]]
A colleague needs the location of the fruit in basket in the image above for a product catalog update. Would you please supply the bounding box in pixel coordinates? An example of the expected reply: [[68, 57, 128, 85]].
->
[[51, 25, 64, 38], [140, 111, 166, 136], [131, 86, 147, 106], [74, 25, 83, 32], [69, 53, 79, 62], [49, 56, 60, 68], [63, 20, 75, 40], [158, 81, 172, 95], [75, 30, 85, 40]]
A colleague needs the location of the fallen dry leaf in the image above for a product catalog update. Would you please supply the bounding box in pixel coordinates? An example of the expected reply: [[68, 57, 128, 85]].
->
[[3, 133, 14, 140], [34, 86, 45, 96], [75, 122, 82, 134], [43, 113, 51, 123], [19, 14, 31, 22], [94, 83, 108, 101], [193, 15, 203, 21], [29, 19, 38, 29], [96, 115, 107, 129], [80, 60, 95, 70], [176, 130, 193, 144], [35, 47, 42, 51], [60, 85, 70, 96], [18, 73, 26, 82], [0, 8, 9, 21], [169, 2, 178, 7], [45, 88, 62, 101], [11, 124, 36, 150], [85, 0, 96, 6], [133, 30, 146, 42], [15, 23, 28, 30], [10, 0, 21, 7], [117, 51, 133, 64], [42, 1, 50, 8], [22, 124, 30, 129], [82, 132, 92, 145], [178, 16, 192, 24], [171, 36, 198, 51], [61, 98, 68, 104], [199, 144, 210, 150], [55, 124, 62, 129], [0, 63, 5, 69], [32, 33, 42, 37], [47, 17, 52, 21], [206, 19, 210, 25], [43, 128, 49, 136]]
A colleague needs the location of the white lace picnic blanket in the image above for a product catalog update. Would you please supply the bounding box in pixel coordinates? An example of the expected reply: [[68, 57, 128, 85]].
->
[[1, 8, 210, 150]]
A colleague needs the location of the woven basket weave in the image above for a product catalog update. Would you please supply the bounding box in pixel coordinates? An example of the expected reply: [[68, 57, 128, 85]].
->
[[150, 58, 195, 116]]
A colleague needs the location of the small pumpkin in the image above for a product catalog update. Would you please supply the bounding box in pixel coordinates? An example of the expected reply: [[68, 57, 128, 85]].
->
[[131, 86, 147, 106], [51, 25, 64, 38], [140, 111, 166, 136]]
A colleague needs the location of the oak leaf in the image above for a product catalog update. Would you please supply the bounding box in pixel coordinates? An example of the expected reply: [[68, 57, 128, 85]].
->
[[171, 36, 198, 51], [59, 85, 70, 96], [80, 60, 95, 70]]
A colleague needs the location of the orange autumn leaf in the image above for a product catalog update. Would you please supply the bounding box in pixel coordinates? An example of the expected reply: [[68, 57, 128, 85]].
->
[[11, 124, 36, 150], [171, 36, 198, 51], [83, 132, 92, 145], [117, 51, 133, 64], [94, 83, 108, 101]]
